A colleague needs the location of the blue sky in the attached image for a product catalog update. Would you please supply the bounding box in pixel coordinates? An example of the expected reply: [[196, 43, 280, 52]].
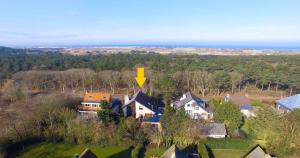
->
[[0, 0, 300, 47]]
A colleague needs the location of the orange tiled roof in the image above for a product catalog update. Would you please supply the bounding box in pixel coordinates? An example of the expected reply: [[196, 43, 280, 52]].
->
[[82, 92, 111, 103]]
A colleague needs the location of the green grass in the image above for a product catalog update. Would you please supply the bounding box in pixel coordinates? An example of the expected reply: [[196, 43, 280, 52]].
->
[[16, 142, 131, 158], [212, 149, 248, 158], [143, 147, 167, 158]]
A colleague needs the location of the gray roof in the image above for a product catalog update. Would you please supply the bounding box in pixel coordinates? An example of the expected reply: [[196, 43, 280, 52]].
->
[[123, 91, 164, 114], [200, 123, 227, 136], [79, 148, 98, 158], [173, 92, 209, 112], [160, 144, 187, 158], [244, 145, 269, 158]]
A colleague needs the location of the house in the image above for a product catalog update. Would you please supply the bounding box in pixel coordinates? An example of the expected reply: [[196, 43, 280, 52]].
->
[[240, 105, 256, 118], [276, 94, 300, 113], [244, 145, 275, 158], [224, 95, 255, 118], [160, 144, 187, 158], [171, 92, 213, 120], [74, 148, 98, 158], [200, 123, 227, 138], [122, 90, 164, 118], [142, 115, 162, 131], [78, 92, 111, 116]]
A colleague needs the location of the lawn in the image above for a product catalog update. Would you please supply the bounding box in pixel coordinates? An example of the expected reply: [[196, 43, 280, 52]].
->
[[143, 147, 167, 158], [16, 142, 132, 158], [15, 142, 168, 158], [212, 149, 248, 158]]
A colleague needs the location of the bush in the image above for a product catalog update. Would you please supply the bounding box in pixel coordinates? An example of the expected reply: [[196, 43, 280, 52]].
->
[[204, 138, 252, 150], [131, 143, 143, 158], [197, 141, 209, 158]]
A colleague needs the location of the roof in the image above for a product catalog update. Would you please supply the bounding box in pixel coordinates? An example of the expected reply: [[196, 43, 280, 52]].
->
[[160, 144, 187, 158], [144, 115, 161, 123], [241, 105, 254, 110], [244, 145, 269, 158], [123, 91, 164, 114], [227, 96, 251, 106], [200, 123, 227, 136], [82, 92, 110, 103], [79, 148, 98, 158], [173, 92, 208, 111], [276, 94, 300, 110]]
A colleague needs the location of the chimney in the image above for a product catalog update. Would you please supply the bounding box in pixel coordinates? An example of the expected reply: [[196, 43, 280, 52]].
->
[[124, 95, 129, 104], [180, 94, 186, 100]]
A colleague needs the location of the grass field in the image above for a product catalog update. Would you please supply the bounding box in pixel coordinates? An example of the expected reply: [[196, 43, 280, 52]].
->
[[15, 142, 168, 158], [16, 142, 131, 158], [15, 142, 252, 158], [211, 149, 248, 158]]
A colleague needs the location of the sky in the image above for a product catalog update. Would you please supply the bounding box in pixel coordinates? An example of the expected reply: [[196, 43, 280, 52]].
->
[[0, 0, 300, 47]]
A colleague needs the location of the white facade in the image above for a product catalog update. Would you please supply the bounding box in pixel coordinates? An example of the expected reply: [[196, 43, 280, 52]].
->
[[183, 100, 211, 119], [135, 101, 155, 118], [241, 109, 256, 118], [207, 134, 226, 138]]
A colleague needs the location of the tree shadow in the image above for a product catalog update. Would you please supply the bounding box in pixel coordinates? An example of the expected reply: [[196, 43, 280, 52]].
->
[[206, 146, 215, 158], [107, 146, 133, 158]]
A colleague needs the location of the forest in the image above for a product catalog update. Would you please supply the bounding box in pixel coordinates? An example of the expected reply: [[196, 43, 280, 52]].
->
[[1, 47, 300, 97]]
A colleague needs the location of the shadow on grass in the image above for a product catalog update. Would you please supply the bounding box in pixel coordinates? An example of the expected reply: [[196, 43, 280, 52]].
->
[[206, 146, 215, 158], [107, 146, 133, 158]]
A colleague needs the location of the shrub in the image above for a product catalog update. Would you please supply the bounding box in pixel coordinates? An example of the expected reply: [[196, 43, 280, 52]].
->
[[197, 141, 209, 158], [131, 143, 143, 158]]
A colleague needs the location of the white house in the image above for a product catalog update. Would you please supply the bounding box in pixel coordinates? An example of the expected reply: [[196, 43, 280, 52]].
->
[[171, 92, 213, 120], [122, 91, 164, 118]]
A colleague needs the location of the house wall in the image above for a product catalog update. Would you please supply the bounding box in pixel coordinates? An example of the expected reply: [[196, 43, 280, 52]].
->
[[276, 104, 291, 113], [208, 134, 226, 138], [79, 103, 102, 111], [184, 100, 209, 119], [135, 101, 155, 118]]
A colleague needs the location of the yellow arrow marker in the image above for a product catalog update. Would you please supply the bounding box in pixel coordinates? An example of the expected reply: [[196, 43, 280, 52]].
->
[[135, 67, 146, 88]]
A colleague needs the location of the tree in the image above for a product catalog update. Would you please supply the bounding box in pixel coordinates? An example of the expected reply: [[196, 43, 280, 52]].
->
[[214, 102, 242, 135], [229, 71, 244, 93], [213, 71, 231, 95], [97, 109, 111, 124]]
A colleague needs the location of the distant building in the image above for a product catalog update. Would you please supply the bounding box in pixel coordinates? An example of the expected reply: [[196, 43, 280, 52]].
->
[[244, 145, 275, 158], [200, 123, 227, 138], [122, 90, 164, 118], [171, 92, 213, 120], [224, 95, 255, 118], [276, 94, 300, 113], [78, 92, 111, 116]]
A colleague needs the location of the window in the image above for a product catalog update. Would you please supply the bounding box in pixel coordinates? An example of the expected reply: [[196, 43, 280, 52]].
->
[[103, 96, 106, 99], [93, 104, 97, 107], [187, 104, 190, 107], [186, 110, 192, 115], [139, 106, 143, 110], [195, 106, 199, 110], [85, 104, 89, 107], [89, 96, 92, 98]]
